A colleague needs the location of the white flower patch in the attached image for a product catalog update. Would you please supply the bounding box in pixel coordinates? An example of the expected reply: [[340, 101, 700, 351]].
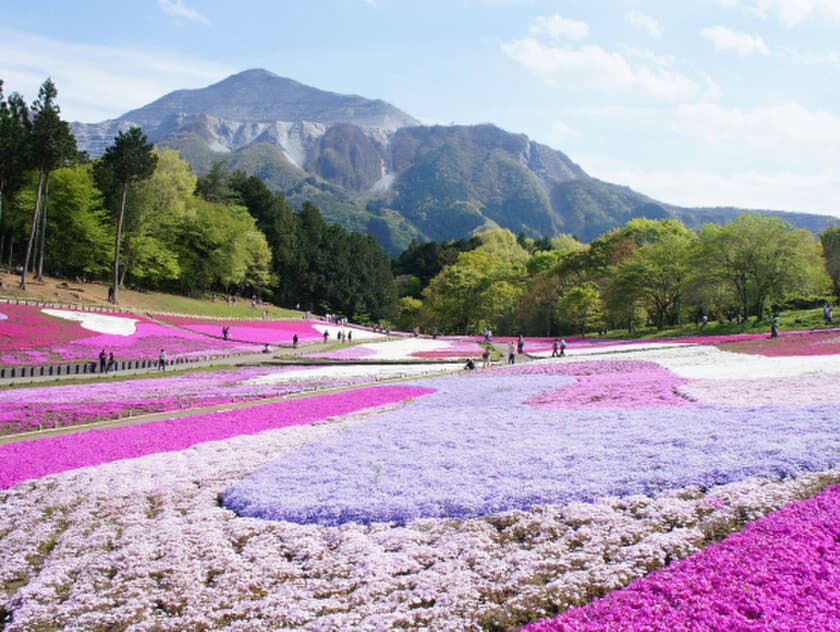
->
[[336, 337, 473, 360], [311, 323, 384, 341], [42, 308, 139, 336], [529, 341, 689, 359], [580, 344, 840, 379]]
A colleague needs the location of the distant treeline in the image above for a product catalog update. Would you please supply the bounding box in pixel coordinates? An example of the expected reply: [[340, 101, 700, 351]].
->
[[392, 217, 840, 336]]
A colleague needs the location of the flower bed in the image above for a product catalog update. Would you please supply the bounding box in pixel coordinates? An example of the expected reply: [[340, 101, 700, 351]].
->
[[0, 305, 256, 365], [2, 403, 838, 630], [716, 328, 840, 356], [0, 385, 433, 489], [521, 482, 840, 631], [304, 336, 483, 361], [222, 361, 840, 526], [0, 363, 457, 435], [151, 313, 328, 344], [2, 343, 840, 629]]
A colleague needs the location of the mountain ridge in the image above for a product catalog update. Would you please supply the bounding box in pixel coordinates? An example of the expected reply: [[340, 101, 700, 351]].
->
[[70, 69, 838, 252]]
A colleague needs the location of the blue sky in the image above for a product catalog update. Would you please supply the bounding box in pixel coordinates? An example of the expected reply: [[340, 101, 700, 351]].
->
[[2, 0, 840, 218]]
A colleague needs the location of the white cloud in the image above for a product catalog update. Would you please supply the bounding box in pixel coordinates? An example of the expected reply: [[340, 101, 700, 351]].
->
[[700, 25, 771, 55], [158, 0, 210, 25], [701, 73, 723, 100], [581, 155, 840, 216], [626, 48, 676, 68], [672, 102, 840, 152], [551, 118, 580, 138], [625, 10, 663, 39], [0, 28, 233, 122], [501, 38, 700, 101], [529, 14, 589, 41], [719, 0, 840, 27]]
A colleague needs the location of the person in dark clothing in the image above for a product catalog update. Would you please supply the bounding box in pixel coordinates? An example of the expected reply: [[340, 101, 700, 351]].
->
[[107, 352, 116, 373], [99, 349, 107, 373]]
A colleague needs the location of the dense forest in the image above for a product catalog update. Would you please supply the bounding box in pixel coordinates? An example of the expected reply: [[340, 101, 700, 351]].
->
[[0, 79, 397, 322], [2, 78, 839, 334]]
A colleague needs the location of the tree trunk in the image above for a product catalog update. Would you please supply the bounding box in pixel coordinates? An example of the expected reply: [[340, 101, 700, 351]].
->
[[37, 172, 50, 281], [111, 182, 128, 304], [20, 168, 45, 290]]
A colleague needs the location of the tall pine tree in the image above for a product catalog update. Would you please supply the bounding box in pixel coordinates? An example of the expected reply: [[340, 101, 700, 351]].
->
[[94, 127, 158, 304], [20, 79, 76, 289]]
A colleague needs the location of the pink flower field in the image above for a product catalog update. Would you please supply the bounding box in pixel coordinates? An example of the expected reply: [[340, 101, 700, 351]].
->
[[152, 313, 329, 345], [1, 331, 840, 630], [0, 384, 433, 489], [0, 304, 257, 365]]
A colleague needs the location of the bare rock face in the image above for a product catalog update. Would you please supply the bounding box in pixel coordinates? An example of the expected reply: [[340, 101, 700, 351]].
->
[[71, 68, 418, 159]]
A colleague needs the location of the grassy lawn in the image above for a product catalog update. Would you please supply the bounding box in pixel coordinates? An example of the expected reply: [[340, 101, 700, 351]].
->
[[604, 307, 832, 340], [0, 271, 302, 319]]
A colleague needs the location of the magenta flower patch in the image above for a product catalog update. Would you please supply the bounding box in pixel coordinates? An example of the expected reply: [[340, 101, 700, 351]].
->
[[0, 385, 433, 489], [152, 314, 325, 344], [520, 483, 840, 632], [0, 304, 258, 365], [520, 360, 693, 408], [717, 329, 840, 357]]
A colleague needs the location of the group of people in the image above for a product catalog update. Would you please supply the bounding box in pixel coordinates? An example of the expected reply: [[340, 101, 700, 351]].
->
[[96, 349, 168, 373], [97, 348, 117, 373], [322, 329, 353, 343]]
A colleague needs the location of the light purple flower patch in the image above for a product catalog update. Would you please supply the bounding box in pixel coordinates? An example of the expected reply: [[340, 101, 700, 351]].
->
[[222, 366, 840, 526]]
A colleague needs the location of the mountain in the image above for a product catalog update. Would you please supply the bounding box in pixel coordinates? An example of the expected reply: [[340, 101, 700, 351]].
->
[[71, 69, 838, 253]]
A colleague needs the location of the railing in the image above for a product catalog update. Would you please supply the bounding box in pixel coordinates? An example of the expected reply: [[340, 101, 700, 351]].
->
[[0, 296, 131, 313], [0, 352, 242, 382]]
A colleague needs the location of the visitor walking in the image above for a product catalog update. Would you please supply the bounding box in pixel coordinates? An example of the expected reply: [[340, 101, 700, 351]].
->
[[517, 334, 524, 354], [770, 315, 779, 338], [551, 339, 560, 357], [507, 341, 516, 365], [107, 352, 116, 373], [560, 338, 567, 357], [98, 348, 107, 373], [482, 345, 491, 368], [292, 333, 299, 348], [158, 349, 167, 371]]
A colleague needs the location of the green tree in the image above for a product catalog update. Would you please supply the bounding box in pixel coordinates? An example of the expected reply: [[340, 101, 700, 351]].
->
[[95, 127, 158, 303], [395, 295, 423, 331], [195, 161, 235, 203], [124, 148, 196, 287], [820, 227, 840, 300], [0, 82, 30, 231], [698, 215, 826, 320], [20, 79, 76, 289], [44, 164, 112, 278], [422, 248, 525, 333], [175, 199, 271, 295], [609, 230, 696, 329], [555, 282, 603, 336]]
